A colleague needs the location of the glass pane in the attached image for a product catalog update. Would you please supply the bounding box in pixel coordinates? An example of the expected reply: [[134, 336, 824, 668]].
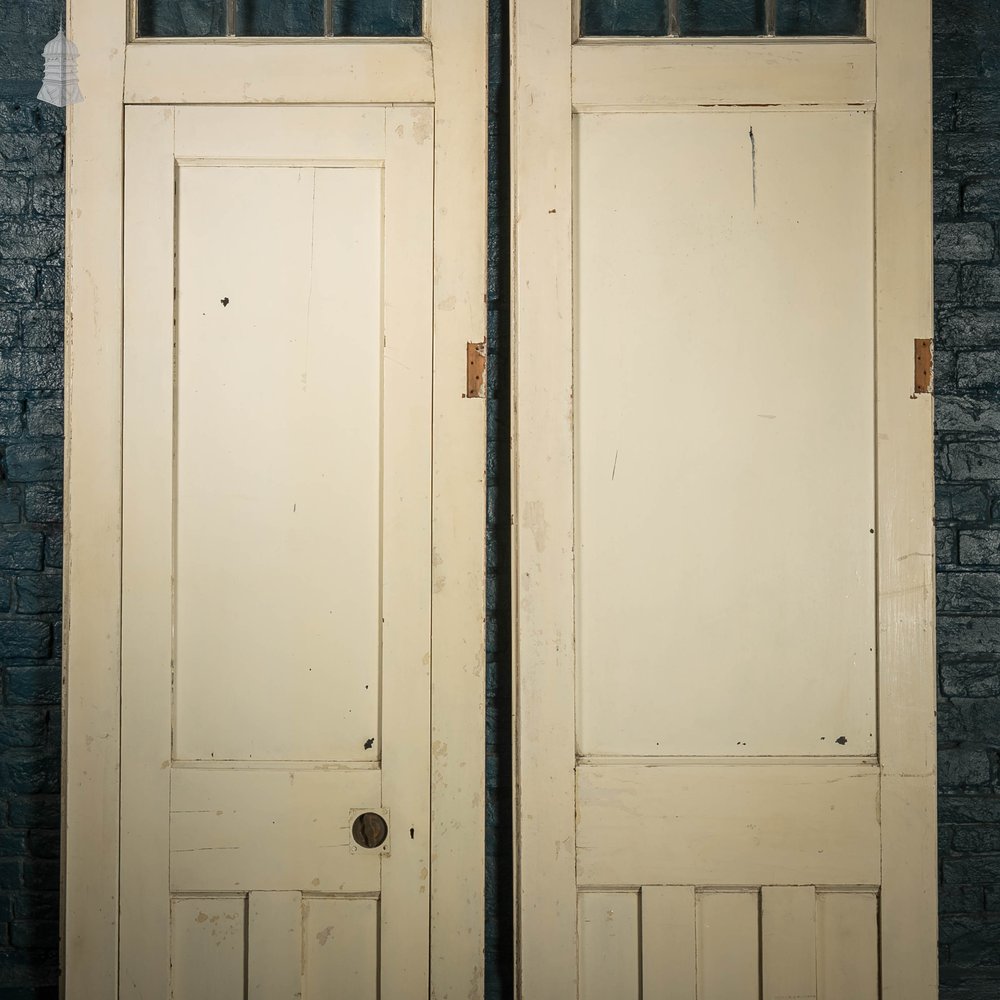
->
[[776, 0, 864, 35], [677, 0, 765, 35], [580, 0, 667, 37], [332, 0, 422, 36], [237, 0, 324, 36], [136, 0, 226, 37]]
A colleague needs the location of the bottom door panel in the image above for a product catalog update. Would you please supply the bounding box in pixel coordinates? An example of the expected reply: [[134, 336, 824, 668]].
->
[[579, 887, 879, 1000]]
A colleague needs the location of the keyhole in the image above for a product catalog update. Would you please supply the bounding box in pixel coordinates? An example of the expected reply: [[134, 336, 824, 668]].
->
[[352, 812, 388, 850]]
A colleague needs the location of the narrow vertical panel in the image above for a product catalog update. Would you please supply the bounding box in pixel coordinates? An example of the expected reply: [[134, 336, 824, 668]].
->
[[697, 891, 760, 1000], [641, 886, 696, 1000], [511, 0, 579, 994], [120, 104, 176, 1000], [171, 897, 246, 1000], [303, 897, 378, 1000], [578, 892, 640, 1000], [427, 4, 490, 998], [874, 0, 937, 993], [817, 892, 878, 1000], [761, 886, 817, 1000], [379, 105, 434, 1000], [248, 890, 304, 1000]]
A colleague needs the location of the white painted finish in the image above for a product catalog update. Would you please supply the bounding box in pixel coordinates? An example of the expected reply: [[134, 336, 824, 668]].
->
[[513, 3, 935, 998], [640, 885, 696, 1000], [576, 763, 880, 887], [575, 109, 876, 759], [697, 892, 759, 1000], [873, 2, 938, 996], [248, 891, 303, 1000], [510, 1, 579, 994], [62, 2, 127, 995], [578, 893, 639, 1000], [303, 897, 379, 1000], [121, 104, 430, 998], [817, 891, 879, 1000], [174, 162, 382, 764], [65, 4, 488, 998], [170, 897, 245, 1000], [125, 40, 435, 105], [761, 885, 817, 1000], [426, 7, 489, 993], [572, 40, 875, 109], [169, 768, 381, 892]]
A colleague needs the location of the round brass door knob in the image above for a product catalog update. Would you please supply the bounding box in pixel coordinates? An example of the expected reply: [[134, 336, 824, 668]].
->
[[352, 811, 389, 849]]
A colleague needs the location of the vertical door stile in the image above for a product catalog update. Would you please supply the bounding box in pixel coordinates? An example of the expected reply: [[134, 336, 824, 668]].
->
[[874, 0, 938, 995], [120, 103, 175, 999], [427, 4, 490, 995], [511, 0, 578, 995]]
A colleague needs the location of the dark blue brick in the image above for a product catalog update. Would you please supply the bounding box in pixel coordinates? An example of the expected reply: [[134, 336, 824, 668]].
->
[[20, 862, 57, 892], [41, 532, 59, 572], [19, 311, 61, 352], [941, 663, 1000, 698], [939, 616, 1000, 658], [938, 483, 991, 523], [937, 395, 1000, 435], [0, 400, 21, 437], [8, 922, 56, 952], [0, 710, 47, 750], [0, 354, 62, 394], [965, 178, 1000, 215], [937, 222, 995, 263], [21, 486, 60, 525], [0, 623, 49, 661], [0, 534, 42, 573], [7, 798, 58, 832], [0, 754, 58, 796], [4, 667, 59, 705], [4, 444, 61, 484], [0, 222, 63, 264], [29, 177, 62, 217], [23, 401, 60, 440], [959, 530, 1000, 566], [947, 442, 1000, 481], [23, 832, 57, 862], [13, 575, 59, 615], [0, 175, 28, 216], [0, 268, 35, 306], [940, 572, 1000, 611]]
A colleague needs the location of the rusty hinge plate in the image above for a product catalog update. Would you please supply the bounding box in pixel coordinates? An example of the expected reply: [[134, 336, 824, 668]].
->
[[914, 338, 933, 395], [465, 341, 486, 399]]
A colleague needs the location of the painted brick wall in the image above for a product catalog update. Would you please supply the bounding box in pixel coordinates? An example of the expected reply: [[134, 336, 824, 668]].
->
[[0, 0, 66, 995], [3, 1, 999, 997], [934, 2, 1000, 997]]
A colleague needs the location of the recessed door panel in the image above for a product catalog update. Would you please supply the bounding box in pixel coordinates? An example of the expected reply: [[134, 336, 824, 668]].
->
[[174, 163, 383, 763], [575, 110, 876, 758]]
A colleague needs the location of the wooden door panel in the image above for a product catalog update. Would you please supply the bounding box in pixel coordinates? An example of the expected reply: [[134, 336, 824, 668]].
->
[[174, 161, 383, 764], [122, 104, 432, 998], [575, 109, 876, 758], [576, 886, 880, 1000]]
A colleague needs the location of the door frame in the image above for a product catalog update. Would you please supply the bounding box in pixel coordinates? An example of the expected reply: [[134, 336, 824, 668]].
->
[[61, 3, 488, 996], [510, 1, 936, 996]]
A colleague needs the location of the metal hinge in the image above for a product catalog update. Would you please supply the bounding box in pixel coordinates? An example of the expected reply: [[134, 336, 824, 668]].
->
[[913, 338, 933, 395], [465, 341, 486, 399]]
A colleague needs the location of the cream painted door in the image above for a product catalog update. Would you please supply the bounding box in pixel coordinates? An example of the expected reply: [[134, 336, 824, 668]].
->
[[63, 6, 486, 999], [513, 3, 935, 998], [121, 105, 433, 998]]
